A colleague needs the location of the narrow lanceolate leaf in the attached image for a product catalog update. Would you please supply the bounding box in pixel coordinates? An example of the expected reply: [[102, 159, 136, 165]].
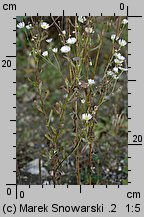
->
[[51, 126, 57, 135], [34, 100, 43, 113], [38, 80, 42, 94], [47, 110, 53, 127], [36, 106, 43, 113], [90, 44, 100, 52], [45, 134, 53, 142], [64, 77, 69, 89]]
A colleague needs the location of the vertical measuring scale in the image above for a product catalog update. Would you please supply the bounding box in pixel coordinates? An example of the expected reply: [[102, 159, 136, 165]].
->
[[0, 1, 143, 216]]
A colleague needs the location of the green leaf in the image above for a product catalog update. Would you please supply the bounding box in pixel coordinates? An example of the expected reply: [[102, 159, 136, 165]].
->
[[51, 126, 57, 135], [45, 134, 53, 142], [122, 179, 128, 185], [46, 110, 53, 128]]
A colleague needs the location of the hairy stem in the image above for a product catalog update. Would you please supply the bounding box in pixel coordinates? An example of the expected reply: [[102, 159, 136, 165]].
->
[[74, 88, 80, 184], [89, 143, 92, 185]]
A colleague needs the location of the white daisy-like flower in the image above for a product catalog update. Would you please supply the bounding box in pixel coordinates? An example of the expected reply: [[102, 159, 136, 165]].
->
[[26, 24, 32, 29], [122, 19, 128, 25], [60, 45, 71, 53], [52, 48, 58, 53], [107, 71, 114, 76], [114, 53, 125, 61], [78, 16, 86, 23], [81, 99, 85, 104], [111, 34, 119, 41], [41, 22, 50, 30], [17, 22, 25, 29], [89, 61, 93, 66], [82, 113, 92, 122], [62, 30, 66, 35], [113, 67, 119, 73], [42, 51, 48, 57], [118, 39, 127, 47], [46, 38, 53, 43], [119, 67, 128, 71], [114, 59, 123, 65], [85, 27, 94, 33], [88, 79, 95, 85], [66, 37, 77, 44], [111, 34, 116, 41]]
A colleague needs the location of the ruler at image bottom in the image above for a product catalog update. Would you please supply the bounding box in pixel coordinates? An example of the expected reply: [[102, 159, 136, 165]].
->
[[1, 184, 143, 216]]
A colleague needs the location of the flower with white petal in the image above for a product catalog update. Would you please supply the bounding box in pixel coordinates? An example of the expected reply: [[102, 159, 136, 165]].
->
[[111, 34, 116, 41], [122, 19, 128, 25], [60, 45, 71, 53], [107, 71, 114, 76], [42, 51, 48, 57], [78, 16, 86, 23], [85, 27, 94, 33], [113, 67, 119, 73], [81, 99, 85, 104], [26, 24, 32, 29], [41, 22, 50, 30], [62, 30, 66, 35], [66, 37, 77, 44], [114, 53, 125, 61], [119, 67, 128, 71], [17, 22, 25, 29], [82, 113, 92, 122], [89, 61, 93, 66], [111, 34, 119, 41], [46, 38, 53, 43], [52, 48, 58, 53], [112, 74, 118, 80], [118, 39, 127, 47], [114, 59, 123, 65], [88, 79, 95, 85]]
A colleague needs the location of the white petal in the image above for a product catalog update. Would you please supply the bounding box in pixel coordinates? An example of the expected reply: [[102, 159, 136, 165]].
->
[[17, 22, 25, 28], [81, 99, 85, 104], [52, 48, 58, 53], [26, 24, 32, 29], [60, 46, 71, 53], [78, 16, 86, 23], [42, 51, 48, 56], [41, 22, 50, 29], [111, 34, 116, 41], [122, 19, 128, 25], [85, 27, 94, 33], [46, 38, 53, 43], [88, 79, 95, 85], [66, 37, 77, 44]]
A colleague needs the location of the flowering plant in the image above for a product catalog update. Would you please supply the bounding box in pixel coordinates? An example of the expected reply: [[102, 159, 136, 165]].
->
[[17, 16, 128, 185]]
